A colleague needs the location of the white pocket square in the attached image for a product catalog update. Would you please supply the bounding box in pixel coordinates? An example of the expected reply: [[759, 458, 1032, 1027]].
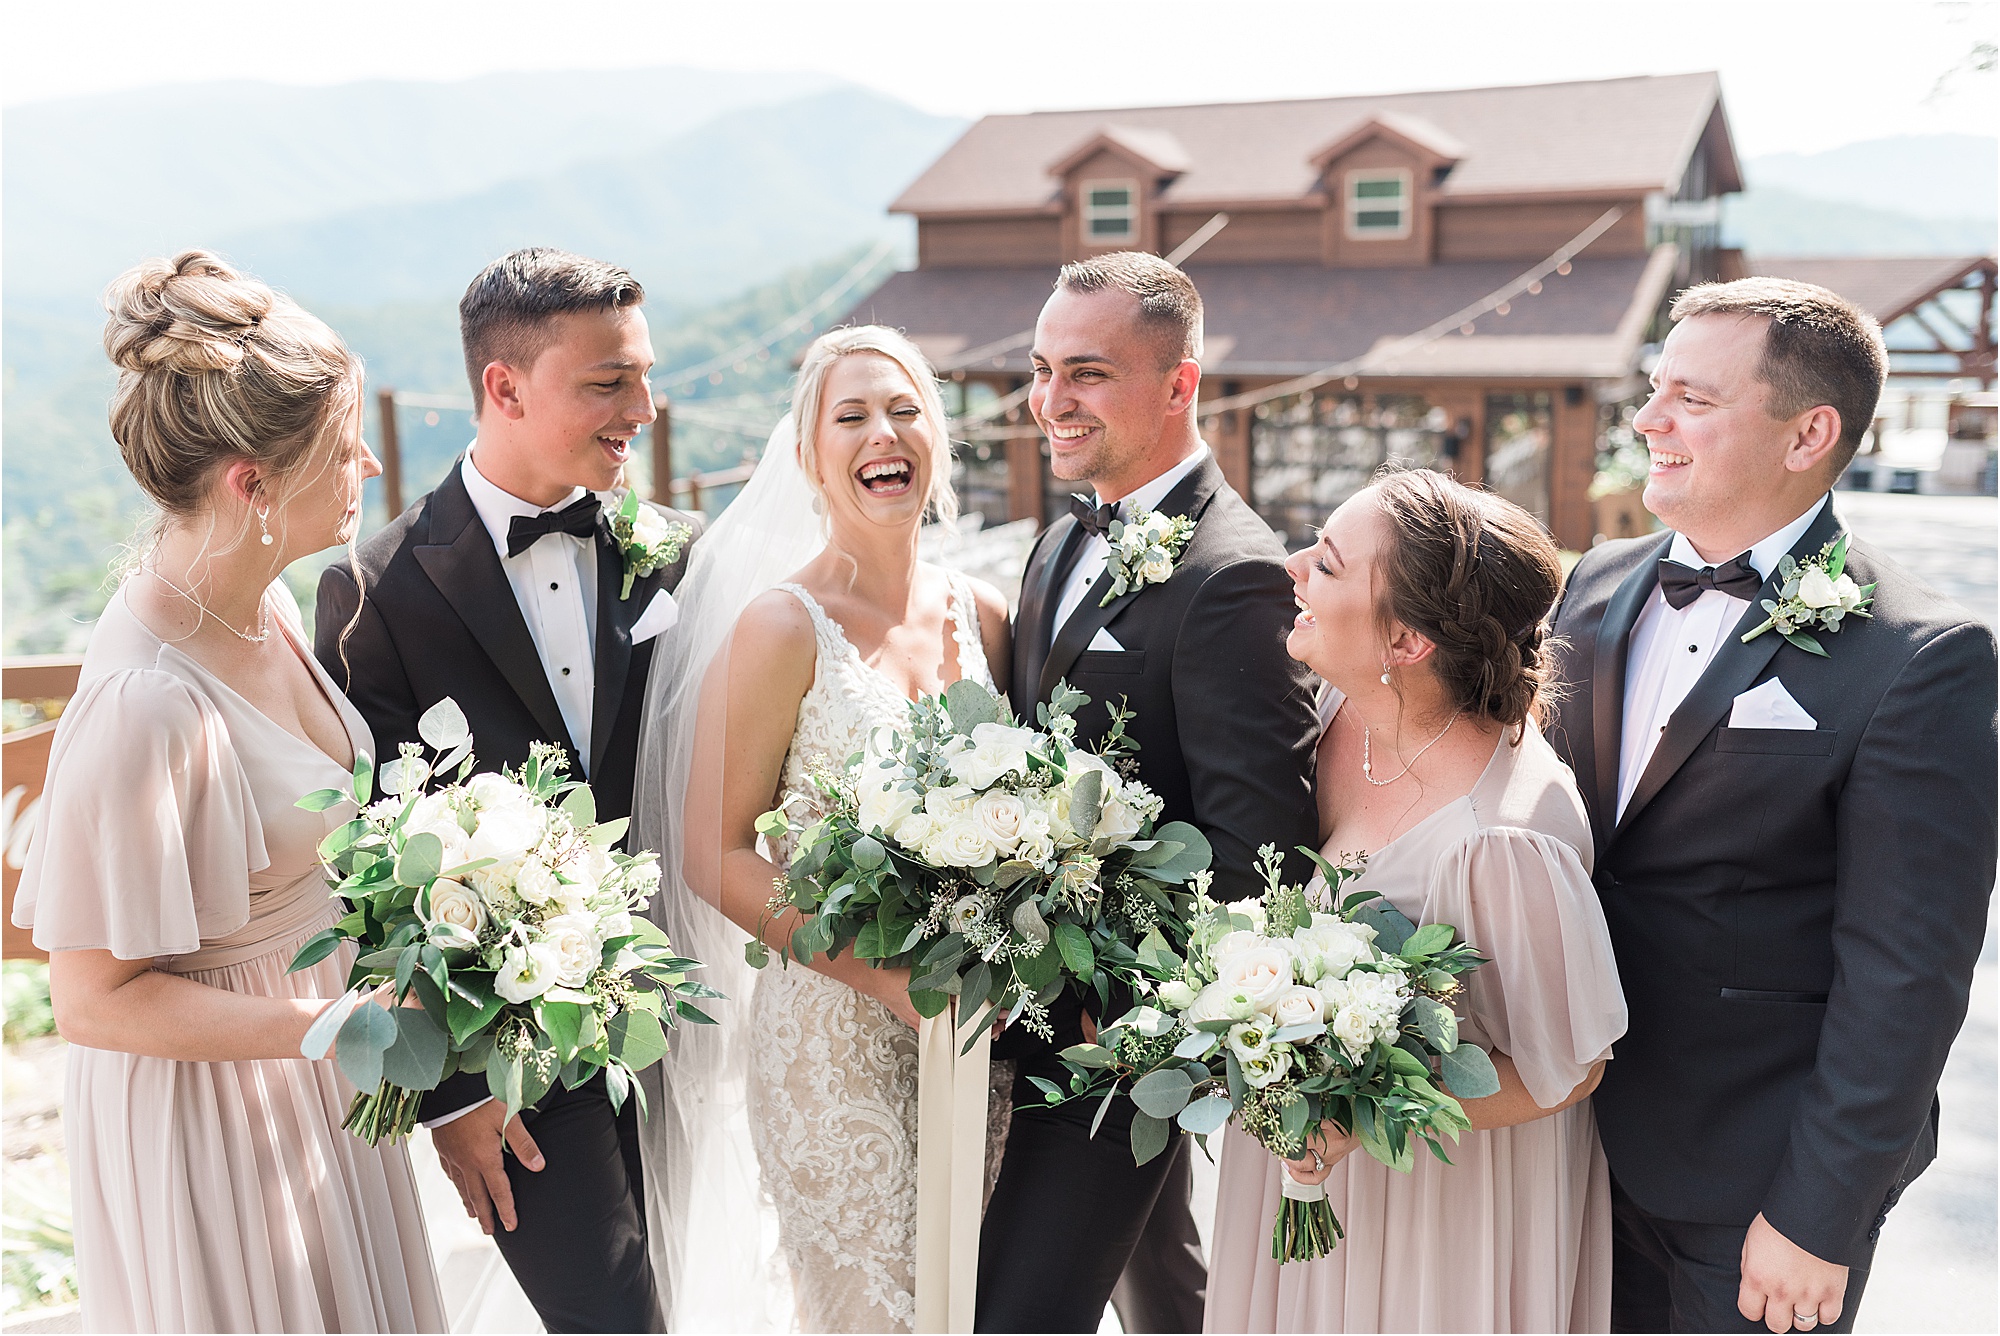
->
[[629, 589, 680, 645], [1087, 627, 1124, 651], [1728, 678, 1817, 731]]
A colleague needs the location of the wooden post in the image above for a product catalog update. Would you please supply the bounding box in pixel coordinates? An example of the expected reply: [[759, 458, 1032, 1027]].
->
[[376, 388, 403, 521], [651, 396, 673, 501], [687, 477, 705, 516]]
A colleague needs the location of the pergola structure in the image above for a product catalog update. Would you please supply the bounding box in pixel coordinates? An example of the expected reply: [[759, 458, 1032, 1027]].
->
[[1746, 255, 1997, 385]]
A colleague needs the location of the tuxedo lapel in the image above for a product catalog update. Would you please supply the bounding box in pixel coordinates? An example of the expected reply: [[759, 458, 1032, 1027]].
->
[[590, 529, 652, 777], [412, 465, 575, 753], [1038, 457, 1224, 701], [1023, 518, 1084, 697], [1591, 535, 1672, 846], [1613, 503, 1844, 839]]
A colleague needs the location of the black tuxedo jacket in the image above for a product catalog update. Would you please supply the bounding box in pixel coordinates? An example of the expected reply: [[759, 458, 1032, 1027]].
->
[[1545, 500, 1996, 1265], [315, 460, 700, 1120], [1012, 454, 1321, 906]]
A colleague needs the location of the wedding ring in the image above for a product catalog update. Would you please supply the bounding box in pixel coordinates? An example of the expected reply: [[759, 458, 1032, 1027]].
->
[[1793, 1312, 1819, 1328]]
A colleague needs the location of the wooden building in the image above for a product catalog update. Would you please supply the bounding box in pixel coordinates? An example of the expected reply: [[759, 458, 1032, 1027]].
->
[[840, 73, 1743, 550]]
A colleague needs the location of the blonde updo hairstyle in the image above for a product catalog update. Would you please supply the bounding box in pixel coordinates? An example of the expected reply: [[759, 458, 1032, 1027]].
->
[[103, 250, 362, 550], [790, 325, 957, 532]]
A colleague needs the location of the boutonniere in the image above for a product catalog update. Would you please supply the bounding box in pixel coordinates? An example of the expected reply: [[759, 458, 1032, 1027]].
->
[[607, 491, 693, 599], [1099, 507, 1196, 606], [1741, 532, 1874, 657]]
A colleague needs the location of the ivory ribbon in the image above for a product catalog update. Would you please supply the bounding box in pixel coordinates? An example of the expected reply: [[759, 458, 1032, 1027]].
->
[[913, 1006, 991, 1333]]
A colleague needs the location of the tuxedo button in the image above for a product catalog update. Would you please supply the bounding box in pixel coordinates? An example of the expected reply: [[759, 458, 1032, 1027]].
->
[[550, 582, 559, 591], [561, 667, 571, 676]]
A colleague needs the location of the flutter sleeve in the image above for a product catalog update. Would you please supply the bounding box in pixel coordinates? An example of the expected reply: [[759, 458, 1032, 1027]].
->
[[1431, 826, 1627, 1108], [11, 668, 269, 958]]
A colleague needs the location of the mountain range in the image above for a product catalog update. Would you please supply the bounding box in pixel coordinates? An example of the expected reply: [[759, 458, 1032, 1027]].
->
[[2, 67, 1993, 654]]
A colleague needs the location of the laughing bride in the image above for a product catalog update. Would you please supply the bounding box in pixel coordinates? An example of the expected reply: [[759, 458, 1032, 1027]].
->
[[634, 326, 1011, 1331]]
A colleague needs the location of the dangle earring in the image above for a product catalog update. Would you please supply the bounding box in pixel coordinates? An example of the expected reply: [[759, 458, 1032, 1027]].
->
[[1379, 664, 1392, 686], [257, 506, 274, 546]]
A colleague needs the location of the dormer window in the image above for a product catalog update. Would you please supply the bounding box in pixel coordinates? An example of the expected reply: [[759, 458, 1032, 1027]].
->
[[1345, 169, 1412, 239], [1082, 179, 1138, 243]]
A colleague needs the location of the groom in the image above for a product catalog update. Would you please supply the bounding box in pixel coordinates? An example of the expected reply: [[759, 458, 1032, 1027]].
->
[[1546, 278, 1996, 1333], [317, 248, 699, 1332], [978, 252, 1320, 1332]]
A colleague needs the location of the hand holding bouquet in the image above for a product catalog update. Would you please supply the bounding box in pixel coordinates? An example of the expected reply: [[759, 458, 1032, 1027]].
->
[[1048, 845, 1498, 1262], [754, 680, 1209, 1046], [290, 699, 719, 1144]]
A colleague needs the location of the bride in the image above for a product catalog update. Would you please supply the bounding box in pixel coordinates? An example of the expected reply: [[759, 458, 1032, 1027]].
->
[[634, 326, 1011, 1332]]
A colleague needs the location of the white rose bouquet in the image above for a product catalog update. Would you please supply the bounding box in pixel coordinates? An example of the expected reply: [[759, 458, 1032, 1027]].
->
[[1047, 845, 1496, 1262], [753, 680, 1210, 1047], [289, 699, 719, 1144]]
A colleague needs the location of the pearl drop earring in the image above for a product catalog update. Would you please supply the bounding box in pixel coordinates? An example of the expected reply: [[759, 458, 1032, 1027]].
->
[[257, 506, 273, 546], [1380, 666, 1392, 686]]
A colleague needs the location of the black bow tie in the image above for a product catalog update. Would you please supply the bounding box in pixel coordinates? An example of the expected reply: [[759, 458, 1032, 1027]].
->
[[506, 495, 601, 557], [1657, 552, 1763, 610], [1068, 494, 1120, 540]]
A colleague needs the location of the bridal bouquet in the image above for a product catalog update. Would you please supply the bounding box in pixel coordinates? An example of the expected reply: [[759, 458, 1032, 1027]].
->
[[1048, 846, 1497, 1262], [752, 680, 1210, 1045], [290, 699, 718, 1144]]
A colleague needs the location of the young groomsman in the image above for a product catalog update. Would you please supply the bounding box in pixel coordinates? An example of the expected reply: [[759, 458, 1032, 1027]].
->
[[1546, 278, 1996, 1334], [317, 248, 699, 1333]]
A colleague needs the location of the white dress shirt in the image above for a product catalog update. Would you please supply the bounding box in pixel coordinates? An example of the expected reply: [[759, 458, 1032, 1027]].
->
[[1053, 445, 1210, 635], [1615, 493, 1830, 818], [460, 452, 601, 777]]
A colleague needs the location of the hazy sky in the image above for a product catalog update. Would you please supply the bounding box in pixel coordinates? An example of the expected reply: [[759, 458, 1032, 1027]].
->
[[4, 0, 1995, 157]]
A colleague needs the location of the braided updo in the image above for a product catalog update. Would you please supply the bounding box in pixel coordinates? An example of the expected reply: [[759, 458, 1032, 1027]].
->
[[102, 250, 360, 519], [1371, 468, 1564, 731]]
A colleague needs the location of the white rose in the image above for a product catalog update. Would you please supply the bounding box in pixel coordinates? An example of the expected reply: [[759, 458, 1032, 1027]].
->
[[1138, 556, 1173, 585], [1796, 565, 1839, 609], [466, 858, 521, 907], [947, 722, 1038, 789], [559, 842, 614, 894], [494, 940, 561, 1004], [972, 791, 1028, 851], [465, 803, 544, 867], [421, 876, 488, 936], [1225, 1019, 1274, 1062], [1289, 920, 1374, 983], [892, 810, 938, 850], [933, 818, 998, 869], [1270, 984, 1326, 1029], [1157, 980, 1198, 1011], [947, 895, 984, 934], [540, 914, 603, 988], [1833, 573, 1865, 612], [1238, 1046, 1294, 1089], [1093, 793, 1144, 846], [1184, 982, 1241, 1027], [858, 777, 921, 837], [1215, 943, 1294, 1013], [1331, 1004, 1378, 1059], [1215, 929, 1264, 960], [631, 505, 670, 546], [923, 784, 976, 819], [1015, 809, 1057, 865], [600, 910, 635, 941], [514, 858, 561, 906], [465, 772, 534, 814]]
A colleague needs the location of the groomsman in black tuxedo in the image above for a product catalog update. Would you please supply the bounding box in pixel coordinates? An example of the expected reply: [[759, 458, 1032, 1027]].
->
[[1545, 278, 1996, 1333], [317, 248, 698, 1333], [978, 253, 1320, 1333]]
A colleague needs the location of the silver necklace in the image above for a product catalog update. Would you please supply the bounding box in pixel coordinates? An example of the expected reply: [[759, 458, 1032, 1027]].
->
[[1362, 709, 1462, 787], [147, 569, 271, 644]]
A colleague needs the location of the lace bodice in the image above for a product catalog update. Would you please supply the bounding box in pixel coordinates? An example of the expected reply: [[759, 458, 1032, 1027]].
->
[[748, 572, 1006, 1334], [768, 574, 996, 852]]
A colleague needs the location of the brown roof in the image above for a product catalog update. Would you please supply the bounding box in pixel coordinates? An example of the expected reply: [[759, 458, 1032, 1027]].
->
[[1744, 255, 1996, 325], [842, 254, 1671, 381], [892, 74, 1737, 216]]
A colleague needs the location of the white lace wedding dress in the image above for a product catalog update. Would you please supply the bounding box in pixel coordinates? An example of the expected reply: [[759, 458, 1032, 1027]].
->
[[750, 574, 1011, 1334]]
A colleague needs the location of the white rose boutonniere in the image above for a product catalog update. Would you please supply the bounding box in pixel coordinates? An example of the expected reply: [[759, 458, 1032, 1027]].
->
[[1099, 506, 1196, 607], [608, 490, 694, 599], [1741, 533, 1875, 657]]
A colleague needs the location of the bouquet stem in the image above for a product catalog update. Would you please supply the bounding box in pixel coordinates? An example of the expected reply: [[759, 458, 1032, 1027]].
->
[[1272, 1169, 1344, 1262], [342, 1081, 425, 1146]]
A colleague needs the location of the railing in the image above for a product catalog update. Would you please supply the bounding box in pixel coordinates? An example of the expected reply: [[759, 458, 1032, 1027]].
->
[[3, 658, 81, 961]]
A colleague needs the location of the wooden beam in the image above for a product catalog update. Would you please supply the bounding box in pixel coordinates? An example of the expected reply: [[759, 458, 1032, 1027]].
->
[[377, 388, 403, 521], [651, 396, 673, 502]]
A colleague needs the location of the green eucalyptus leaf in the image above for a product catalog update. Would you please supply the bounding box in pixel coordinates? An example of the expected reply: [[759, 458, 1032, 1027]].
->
[[1129, 1110, 1170, 1166], [943, 679, 1001, 730], [1130, 1067, 1195, 1120], [1176, 1093, 1232, 1136], [1409, 995, 1459, 1053], [1440, 1042, 1502, 1099], [1069, 769, 1103, 840], [297, 787, 349, 812], [380, 1009, 450, 1090], [335, 1001, 396, 1091], [395, 831, 445, 888], [417, 697, 471, 752]]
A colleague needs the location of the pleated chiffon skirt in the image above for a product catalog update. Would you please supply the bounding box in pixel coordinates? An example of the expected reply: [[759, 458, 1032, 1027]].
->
[[65, 919, 446, 1333]]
